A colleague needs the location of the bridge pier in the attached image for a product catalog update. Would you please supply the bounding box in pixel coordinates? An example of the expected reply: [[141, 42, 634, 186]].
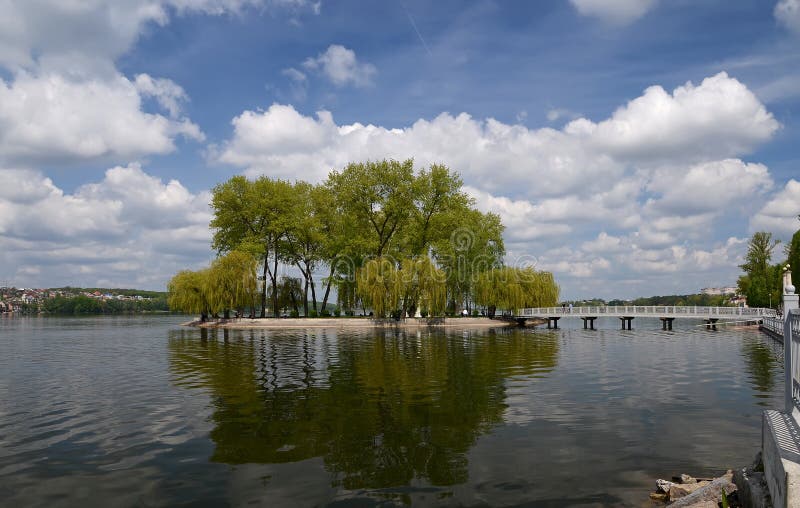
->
[[618, 316, 634, 330], [705, 318, 718, 331], [581, 317, 597, 330], [660, 317, 675, 330], [547, 317, 560, 329]]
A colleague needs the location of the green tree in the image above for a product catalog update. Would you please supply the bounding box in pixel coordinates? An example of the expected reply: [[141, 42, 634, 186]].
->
[[738, 231, 781, 308], [326, 159, 416, 257], [168, 270, 211, 321], [398, 257, 447, 317], [284, 182, 325, 316], [433, 209, 505, 313], [788, 219, 800, 293], [210, 176, 295, 317], [205, 251, 258, 319], [356, 257, 401, 318], [474, 266, 559, 318]]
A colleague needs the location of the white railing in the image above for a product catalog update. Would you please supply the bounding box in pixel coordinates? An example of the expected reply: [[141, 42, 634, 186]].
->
[[789, 310, 800, 409], [762, 316, 784, 337], [518, 305, 776, 318]]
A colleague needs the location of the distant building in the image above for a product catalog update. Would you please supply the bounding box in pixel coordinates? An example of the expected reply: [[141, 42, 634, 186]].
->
[[700, 286, 738, 296]]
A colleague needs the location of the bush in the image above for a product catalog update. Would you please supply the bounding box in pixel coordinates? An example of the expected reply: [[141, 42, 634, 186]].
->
[[309, 310, 318, 318], [320, 309, 331, 317], [472, 309, 479, 317], [290, 310, 299, 318], [420, 309, 428, 318]]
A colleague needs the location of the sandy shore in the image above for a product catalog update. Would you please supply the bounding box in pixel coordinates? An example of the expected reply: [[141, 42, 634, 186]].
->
[[182, 316, 528, 329]]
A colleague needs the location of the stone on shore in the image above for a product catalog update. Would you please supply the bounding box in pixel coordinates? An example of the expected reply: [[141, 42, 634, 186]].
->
[[668, 470, 736, 508]]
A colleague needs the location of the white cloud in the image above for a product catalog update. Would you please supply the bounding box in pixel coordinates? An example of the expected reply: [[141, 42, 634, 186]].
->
[[0, 0, 319, 72], [134, 73, 190, 118], [644, 159, 773, 216], [574, 73, 778, 163], [218, 73, 777, 201], [751, 179, 800, 237], [0, 165, 212, 288], [0, 72, 203, 166], [776, 0, 800, 34], [302, 45, 377, 87], [570, 0, 657, 25]]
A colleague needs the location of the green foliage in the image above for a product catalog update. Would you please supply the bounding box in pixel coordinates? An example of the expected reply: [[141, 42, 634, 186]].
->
[[196, 158, 557, 318], [474, 266, 559, 316], [608, 294, 735, 306], [356, 257, 401, 318], [205, 251, 258, 316], [738, 231, 782, 308], [788, 226, 800, 292], [167, 270, 210, 316]]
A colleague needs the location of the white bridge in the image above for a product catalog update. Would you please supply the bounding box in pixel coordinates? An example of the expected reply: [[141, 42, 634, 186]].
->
[[514, 305, 776, 330]]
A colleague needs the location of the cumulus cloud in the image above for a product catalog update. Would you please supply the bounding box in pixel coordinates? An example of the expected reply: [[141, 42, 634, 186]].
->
[[0, 72, 203, 166], [570, 0, 657, 25], [0, 165, 212, 288], [751, 180, 800, 237], [217, 73, 778, 200], [0, 0, 319, 72], [775, 0, 800, 34], [302, 45, 377, 87]]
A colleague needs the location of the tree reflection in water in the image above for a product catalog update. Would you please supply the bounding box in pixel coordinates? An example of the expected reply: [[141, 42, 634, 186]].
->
[[168, 327, 558, 489], [740, 335, 782, 404]]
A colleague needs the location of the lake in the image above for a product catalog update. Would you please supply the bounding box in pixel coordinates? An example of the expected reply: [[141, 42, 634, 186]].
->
[[0, 315, 784, 507]]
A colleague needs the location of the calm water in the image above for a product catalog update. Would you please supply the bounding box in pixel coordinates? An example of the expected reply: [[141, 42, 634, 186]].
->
[[0, 315, 784, 507]]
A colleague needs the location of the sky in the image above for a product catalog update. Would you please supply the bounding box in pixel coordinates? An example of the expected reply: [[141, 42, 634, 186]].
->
[[0, 0, 799, 299]]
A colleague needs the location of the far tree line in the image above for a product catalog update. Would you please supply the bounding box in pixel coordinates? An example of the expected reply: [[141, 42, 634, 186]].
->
[[738, 217, 800, 309], [167, 159, 560, 320]]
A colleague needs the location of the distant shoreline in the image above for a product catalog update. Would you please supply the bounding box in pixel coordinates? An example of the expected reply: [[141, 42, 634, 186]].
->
[[183, 316, 526, 329]]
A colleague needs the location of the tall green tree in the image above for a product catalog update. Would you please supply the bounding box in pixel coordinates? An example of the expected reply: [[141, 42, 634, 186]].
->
[[356, 257, 401, 318], [210, 176, 295, 317], [326, 159, 416, 257], [433, 209, 505, 313], [168, 269, 211, 321], [738, 231, 781, 308], [285, 182, 325, 315], [205, 251, 258, 319], [474, 266, 559, 317]]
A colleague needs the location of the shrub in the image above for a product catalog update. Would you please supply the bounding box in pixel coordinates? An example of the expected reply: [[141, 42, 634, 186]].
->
[[320, 309, 331, 317], [472, 309, 479, 317], [290, 310, 299, 318], [333, 309, 341, 317], [309, 310, 319, 318]]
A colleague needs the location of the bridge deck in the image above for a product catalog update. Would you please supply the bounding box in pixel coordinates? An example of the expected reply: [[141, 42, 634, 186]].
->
[[517, 305, 775, 320]]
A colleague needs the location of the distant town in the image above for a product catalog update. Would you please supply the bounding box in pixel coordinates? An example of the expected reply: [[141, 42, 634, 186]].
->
[[0, 287, 168, 315]]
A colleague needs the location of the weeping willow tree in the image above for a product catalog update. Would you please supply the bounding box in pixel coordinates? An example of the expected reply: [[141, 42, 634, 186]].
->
[[168, 269, 212, 321], [204, 251, 258, 319], [399, 257, 447, 317], [356, 257, 401, 318], [474, 266, 559, 317]]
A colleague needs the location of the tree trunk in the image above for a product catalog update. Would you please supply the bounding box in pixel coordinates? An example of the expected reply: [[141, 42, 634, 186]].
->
[[260, 255, 268, 318], [303, 277, 309, 316], [309, 277, 317, 313], [271, 252, 280, 317], [320, 265, 334, 311]]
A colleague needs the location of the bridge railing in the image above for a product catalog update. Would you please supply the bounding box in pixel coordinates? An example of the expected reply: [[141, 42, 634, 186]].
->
[[789, 310, 800, 407], [518, 305, 776, 318], [762, 316, 784, 336]]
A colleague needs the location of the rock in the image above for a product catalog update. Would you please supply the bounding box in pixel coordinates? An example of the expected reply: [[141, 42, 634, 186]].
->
[[669, 481, 709, 499], [668, 471, 737, 508], [649, 492, 668, 502], [681, 474, 698, 484], [656, 478, 675, 493]]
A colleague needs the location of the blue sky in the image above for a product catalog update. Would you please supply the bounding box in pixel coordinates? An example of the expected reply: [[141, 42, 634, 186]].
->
[[1, 0, 799, 299]]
